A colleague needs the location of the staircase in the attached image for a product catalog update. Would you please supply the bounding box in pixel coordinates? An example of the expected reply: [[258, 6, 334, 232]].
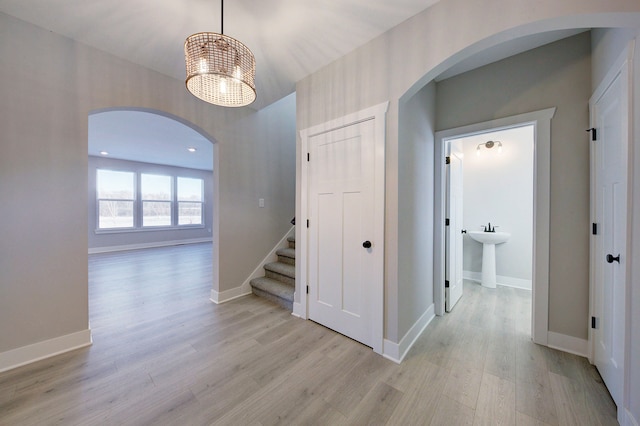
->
[[250, 235, 295, 310]]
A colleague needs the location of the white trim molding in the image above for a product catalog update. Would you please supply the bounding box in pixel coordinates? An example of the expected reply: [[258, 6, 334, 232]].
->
[[547, 331, 588, 357], [383, 304, 435, 364], [88, 237, 212, 254], [210, 287, 251, 304], [0, 329, 92, 373], [463, 271, 532, 290], [435, 107, 555, 347], [624, 409, 639, 426]]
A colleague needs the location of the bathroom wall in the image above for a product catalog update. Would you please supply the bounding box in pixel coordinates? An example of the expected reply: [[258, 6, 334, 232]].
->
[[457, 126, 534, 289]]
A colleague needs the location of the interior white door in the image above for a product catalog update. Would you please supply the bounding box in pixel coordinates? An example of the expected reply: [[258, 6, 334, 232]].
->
[[591, 55, 628, 410], [445, 142, 464, 312], [307, 119, 376, 347]]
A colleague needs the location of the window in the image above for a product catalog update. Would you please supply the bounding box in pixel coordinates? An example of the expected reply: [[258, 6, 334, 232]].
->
[[97, 170, 135, 229], [141, 174, 172, 227], [178, 177, 203, 225], [95, 168, 206, 231]]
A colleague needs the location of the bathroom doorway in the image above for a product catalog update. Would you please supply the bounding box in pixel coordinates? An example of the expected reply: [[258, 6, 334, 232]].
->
[[434, 108, 555, 344], [451, 125, 534, 289]]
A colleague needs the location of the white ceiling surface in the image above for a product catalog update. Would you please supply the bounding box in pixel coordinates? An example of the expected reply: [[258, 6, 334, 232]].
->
[[2, 1, 587, 169], [89, 111, 214, 171], [0, 0, 440, 110]]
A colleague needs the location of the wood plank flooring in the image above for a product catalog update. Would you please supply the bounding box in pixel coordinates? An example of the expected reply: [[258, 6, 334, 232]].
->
[[0, 244, 618, 425]]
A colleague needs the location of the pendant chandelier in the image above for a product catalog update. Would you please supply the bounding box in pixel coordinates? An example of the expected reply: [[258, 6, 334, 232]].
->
[[184, 0, 256, 107]]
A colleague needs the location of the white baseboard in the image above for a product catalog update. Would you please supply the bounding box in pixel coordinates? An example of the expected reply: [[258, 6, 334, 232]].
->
[[210, 288, 251, 304], [0, 329, 92, 373], [463, 270, 532, 290], [211, 227, 294, 305], [89, 237, 212, 254], [292, 300, 306, 319], [383, 304, 435, 364], [547, 331, 588, 357], [624, 409, 639, 426]]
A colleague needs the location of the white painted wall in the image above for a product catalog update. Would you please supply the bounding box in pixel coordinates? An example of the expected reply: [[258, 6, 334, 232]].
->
[[458, 126, 534, 288]]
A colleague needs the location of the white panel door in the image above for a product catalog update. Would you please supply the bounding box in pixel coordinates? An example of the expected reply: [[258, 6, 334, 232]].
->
[[308, 119, 375, 347], [591, 57, 628, 410], [446, 143, 464, 312]]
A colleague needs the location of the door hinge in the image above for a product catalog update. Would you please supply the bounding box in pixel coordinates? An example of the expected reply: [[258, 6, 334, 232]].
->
[[445, 218, 450, 226], [445, 156, 451, 165], [307, 153, 310, 161], [445, 280, 450, 288], [592, 223, 598, 235], [586, 128, 597, 141], [306, 285, 309, 294], [591, 316, 597, 329], [306, 219, 310, 228]]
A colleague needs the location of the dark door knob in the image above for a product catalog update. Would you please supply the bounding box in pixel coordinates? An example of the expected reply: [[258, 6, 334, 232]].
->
[[461, 229, 467, 234], [362, 241, 372, 249], [606, 254, 620, 264]]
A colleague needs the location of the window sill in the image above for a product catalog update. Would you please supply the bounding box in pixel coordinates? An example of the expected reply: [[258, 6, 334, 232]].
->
[[95, 225, 205, 235]]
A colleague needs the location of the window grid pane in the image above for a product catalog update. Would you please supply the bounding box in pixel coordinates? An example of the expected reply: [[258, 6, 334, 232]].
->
[[98, 200, 134, 228], [97, 170, 134, 200], [142, 201, 172, 227], [178, 177, 203, 201], [178, 202, 203, 225], [141, 174, 172, 201]]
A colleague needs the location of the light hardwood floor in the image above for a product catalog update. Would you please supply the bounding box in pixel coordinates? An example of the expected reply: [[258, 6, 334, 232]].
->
[[0, 244, 617, 425]]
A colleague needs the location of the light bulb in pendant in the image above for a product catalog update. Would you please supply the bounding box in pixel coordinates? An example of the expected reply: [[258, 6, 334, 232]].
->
[[233, 65, 242, 80], [220, 78, 227, 94], [197, 57, 209, 74]]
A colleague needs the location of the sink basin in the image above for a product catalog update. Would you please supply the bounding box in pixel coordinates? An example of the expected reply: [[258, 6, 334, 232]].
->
[[467, 231, 510, 288], [468, 231, 510, 245]]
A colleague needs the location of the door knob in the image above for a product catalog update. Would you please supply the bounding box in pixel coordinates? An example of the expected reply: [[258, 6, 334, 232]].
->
[[362, 241, 372, 249], [606, 254, 620, 263], [461, 229, 467, 234]]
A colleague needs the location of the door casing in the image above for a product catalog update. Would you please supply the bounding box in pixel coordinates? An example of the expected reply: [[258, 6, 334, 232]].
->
[[296, 102, 388, 355], [588, 41, 633, 421], [434, 107, 555, 346]]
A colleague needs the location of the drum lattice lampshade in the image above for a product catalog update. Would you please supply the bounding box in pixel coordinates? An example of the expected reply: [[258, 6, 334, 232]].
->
[[185, 32, 256, 107]]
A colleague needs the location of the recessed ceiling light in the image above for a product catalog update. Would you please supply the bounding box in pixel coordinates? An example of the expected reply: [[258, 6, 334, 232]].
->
[[187, 147, 197, 152], [99, 151, 109, 156]]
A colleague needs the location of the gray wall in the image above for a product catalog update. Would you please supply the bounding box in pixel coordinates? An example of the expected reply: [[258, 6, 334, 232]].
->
[[591, 27, 640, 424], [88, 156, 214, 250], [296, 0, 640, 344], [0, 12, 295, 355], [436, 33, 592, 340], [397, 82, 437, 335]]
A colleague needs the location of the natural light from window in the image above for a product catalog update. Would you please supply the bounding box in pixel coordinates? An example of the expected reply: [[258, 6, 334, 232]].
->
[[96, 169, 204, 231]]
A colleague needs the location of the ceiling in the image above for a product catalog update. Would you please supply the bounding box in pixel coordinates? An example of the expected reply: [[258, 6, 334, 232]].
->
[[89, 111, 214, 171], [2, 1, 588, 169], [0, 0, 441, 110]]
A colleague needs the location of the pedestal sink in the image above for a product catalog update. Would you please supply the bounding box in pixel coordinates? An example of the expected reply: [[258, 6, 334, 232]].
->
[[468, 231, 510, 288]]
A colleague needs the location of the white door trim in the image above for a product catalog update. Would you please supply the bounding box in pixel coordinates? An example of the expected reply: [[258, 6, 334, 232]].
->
[[588, 40, 634, 423], [296, 102, 388, 354], [434, 107, 555, 346]]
